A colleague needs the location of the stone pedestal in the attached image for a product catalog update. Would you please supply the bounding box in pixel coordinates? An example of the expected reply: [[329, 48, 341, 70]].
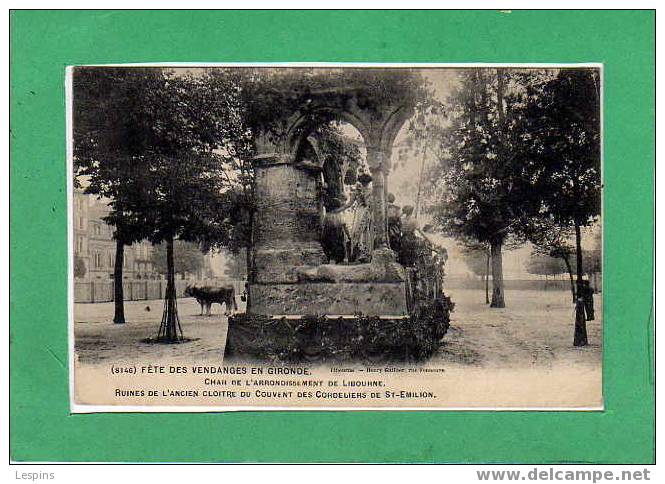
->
[[249, 281, 407, 316], [248, 249, 409, 317]]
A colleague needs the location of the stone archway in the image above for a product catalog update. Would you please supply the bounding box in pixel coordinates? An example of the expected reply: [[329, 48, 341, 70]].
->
[[255, 99, 414, 253], [248, 75, 418, 316]]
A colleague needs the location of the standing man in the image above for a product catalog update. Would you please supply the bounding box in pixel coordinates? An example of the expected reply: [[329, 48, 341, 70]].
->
[[581, 279, 595, 321]]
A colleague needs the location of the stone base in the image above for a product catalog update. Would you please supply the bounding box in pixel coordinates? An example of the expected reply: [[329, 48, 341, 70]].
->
[[253, 246, 327, 283], [248, 282, 408, 316]]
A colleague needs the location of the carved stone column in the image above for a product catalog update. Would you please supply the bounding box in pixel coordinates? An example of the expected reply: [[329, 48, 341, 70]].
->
[[366, 146, 390, 252], [251, 155, 326, 284]]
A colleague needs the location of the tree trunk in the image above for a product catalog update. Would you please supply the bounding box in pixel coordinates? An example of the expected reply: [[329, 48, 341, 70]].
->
[[157, 235, 183, 342], [562, 254, 576, 304], [573, 223, 588, 346], [113, 238, 125, 324], [485, 250, 490, 304], [489, 70, 507, 310], [489, 239, 505, 308]]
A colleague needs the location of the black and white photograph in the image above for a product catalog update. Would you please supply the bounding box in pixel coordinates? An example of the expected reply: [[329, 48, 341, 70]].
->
[[69, 65, 602, 410]]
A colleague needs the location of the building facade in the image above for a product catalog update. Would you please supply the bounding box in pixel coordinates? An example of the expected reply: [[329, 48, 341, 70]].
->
[[73, 189, 157, 280]]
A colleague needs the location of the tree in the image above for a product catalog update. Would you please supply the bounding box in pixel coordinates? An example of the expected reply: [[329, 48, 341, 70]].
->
[[428, 69, 543, 308], [150, 241, 206, 278], [462, 245, 491, 304], [525, 253, 565, 279], [522, 220, 577, 303], [222, 249, 248, 280], [396, 102, 447, 218], [524, 251, 579, 299], [137, 70, 250, 342], [73, 68, 161, 324], [75, 67, 251, 342], [515, 69, 601, 346]]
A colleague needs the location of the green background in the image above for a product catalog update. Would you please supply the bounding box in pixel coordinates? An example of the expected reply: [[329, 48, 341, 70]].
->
[[10, 10, 655, 463]]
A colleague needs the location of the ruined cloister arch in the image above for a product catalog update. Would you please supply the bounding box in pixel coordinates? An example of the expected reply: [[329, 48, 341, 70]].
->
[[284, 108, 371, 162], [248, 80, 418, 316], [290, 117, 366, 208]]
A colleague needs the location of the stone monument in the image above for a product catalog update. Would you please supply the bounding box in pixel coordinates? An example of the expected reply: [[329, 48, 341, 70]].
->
[[247, 72, 417, 317]]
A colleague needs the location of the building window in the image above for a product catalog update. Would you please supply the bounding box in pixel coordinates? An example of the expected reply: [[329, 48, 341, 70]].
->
[[76, 236, 84, 253]]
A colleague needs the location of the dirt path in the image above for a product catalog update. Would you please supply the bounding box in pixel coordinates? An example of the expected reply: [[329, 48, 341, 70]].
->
[[74, 298, 238, 365], [435, 288, 602, 369], [74, 289, 603, 408], [75, 288, 601, 370]]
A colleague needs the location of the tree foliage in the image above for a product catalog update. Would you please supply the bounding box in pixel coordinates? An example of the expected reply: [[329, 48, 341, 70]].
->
[[73, 68, 164, 324], [513, 69, 601, 346], [525, 253, 568, 278], [427, 69, 553, 246], [522, 218, 577, 301], [73, 67, 252, 340], [222, 249, 248, 280], [237, 68, 431, 139], [515, 69, 601, 231], [463, 248, 489, 278], [150, 240, 206, 277], [427, 69, 554, 307]]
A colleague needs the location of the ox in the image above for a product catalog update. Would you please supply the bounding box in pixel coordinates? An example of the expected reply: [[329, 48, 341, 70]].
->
[[184, 284, 238, 317]]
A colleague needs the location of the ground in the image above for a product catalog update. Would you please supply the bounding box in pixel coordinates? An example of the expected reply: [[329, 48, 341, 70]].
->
[[74, 298, 243, 365], [440, 287, 602, 370], [73, 288, 602, 369]]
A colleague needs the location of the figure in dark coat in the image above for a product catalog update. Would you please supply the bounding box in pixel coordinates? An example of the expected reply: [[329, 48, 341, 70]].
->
[[387, 193, 402, 254], [398, 205, 420, 267], [580, 279, 595, 321]]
